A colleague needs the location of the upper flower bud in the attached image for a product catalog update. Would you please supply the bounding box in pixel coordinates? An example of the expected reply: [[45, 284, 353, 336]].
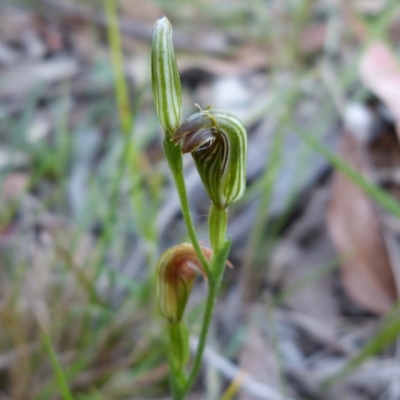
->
[[172, 108, 247, 209], [151, 17, 181, 133], [156, 243, 211, 322]]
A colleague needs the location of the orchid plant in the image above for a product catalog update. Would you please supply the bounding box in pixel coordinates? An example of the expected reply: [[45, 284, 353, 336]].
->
[[151, 17, 247, 400]]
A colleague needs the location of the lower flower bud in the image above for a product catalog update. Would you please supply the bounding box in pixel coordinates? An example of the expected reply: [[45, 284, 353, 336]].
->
[[156, 243, 212, 322]]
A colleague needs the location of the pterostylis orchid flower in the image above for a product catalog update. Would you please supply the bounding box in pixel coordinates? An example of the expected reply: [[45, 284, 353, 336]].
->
[[172, 106, 247, 210], [156, 243, 211, 323], [156, 243, 214, 371]]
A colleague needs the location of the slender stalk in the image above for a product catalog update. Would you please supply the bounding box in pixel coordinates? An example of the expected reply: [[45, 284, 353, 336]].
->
[[100, 0, 136, 262], [163, 137, 210, 276], [169, 357, 186, 400], [208, 205, 227, 255], [240, 124, 285, 302], [103, 0, 131, 135], [183, 277, 219, 394], [175, 173, 209, 275], [170, 376, 183, 400], [41, 328, 74, 400], [101, 0, 155, 278], [183, 239, 231, 396]]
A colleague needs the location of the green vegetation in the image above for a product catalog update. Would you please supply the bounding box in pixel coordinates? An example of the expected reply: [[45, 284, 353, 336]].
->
[[1, 1, 400, 399]]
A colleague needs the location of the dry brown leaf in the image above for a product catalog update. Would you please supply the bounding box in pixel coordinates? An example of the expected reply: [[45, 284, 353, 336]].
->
[[327, 133, 397, 314], [359, 42, 400, 137]]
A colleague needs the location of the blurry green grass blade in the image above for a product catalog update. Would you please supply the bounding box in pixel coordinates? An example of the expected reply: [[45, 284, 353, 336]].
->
[[77, 389, 107, 400], [266, 302, 287, 398], [12, 84, 45, 145], [365, 0, 400, 40], [263, 142, 316, 239], [97, 0, 152, 287], [243, 125, 286, 263], [240, 87, 302, 298], [37, 355, 92, 400], [273, 258, 339, 306], [54, 86, 73, 176], [102, 0, 157, 249], [297, 129, 400, 218], [56, 246, 105, 307], [325, 304, 400, 386], [235, 72, 309, 208], [41, 329, 74, 400], [103, 0, 131, 135], [102, 0, 135, 235]]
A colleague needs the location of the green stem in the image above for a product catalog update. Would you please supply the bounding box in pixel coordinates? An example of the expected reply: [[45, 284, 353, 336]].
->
[[169, 355, 186, 400], [168, 321, 190, 375], [170, 372, 183, 400], [184, 278, 219, 394], [163, 138, 231, 398], [208, 205, 227, 255], [163, 137, 210, 276], [183, 239, 232, 396], [41, 328, 74, 400], [103, 0, 131, 135]]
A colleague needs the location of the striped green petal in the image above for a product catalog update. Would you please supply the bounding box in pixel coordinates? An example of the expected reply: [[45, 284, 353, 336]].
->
[[172, 109, 247, 209], [151, 17, 181, 133]]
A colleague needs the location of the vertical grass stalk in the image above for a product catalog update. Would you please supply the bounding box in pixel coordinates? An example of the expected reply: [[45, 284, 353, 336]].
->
[[41, 328, 74, 400]]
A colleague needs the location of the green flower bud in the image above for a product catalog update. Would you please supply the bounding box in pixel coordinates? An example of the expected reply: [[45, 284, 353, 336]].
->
[[156, 243, 211, 322], [151, 17, 181, 132], [172, 109, 247, 209]]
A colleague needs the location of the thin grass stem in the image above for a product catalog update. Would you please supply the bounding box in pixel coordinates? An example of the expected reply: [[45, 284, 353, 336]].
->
[[41, 328, 74, 400]]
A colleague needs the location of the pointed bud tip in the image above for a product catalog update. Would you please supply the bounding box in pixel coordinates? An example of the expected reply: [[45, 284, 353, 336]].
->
[[154, 16, 172, 31]]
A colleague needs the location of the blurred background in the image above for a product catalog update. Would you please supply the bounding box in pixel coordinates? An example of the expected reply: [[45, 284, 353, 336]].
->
[[1, 0, 400, 399]]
